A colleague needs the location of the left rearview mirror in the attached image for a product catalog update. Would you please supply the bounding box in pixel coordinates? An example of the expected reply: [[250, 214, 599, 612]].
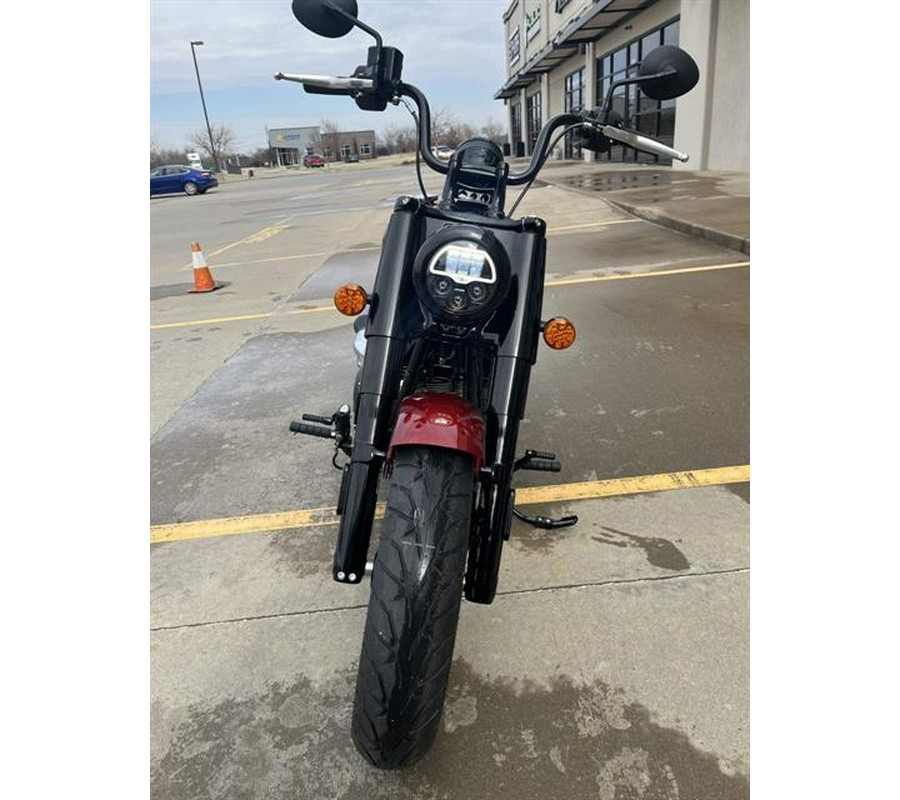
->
[[291, 0, 359, 38]]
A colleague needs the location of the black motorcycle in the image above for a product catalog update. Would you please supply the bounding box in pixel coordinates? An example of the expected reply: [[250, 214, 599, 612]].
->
[[279, 0, 699, 769]]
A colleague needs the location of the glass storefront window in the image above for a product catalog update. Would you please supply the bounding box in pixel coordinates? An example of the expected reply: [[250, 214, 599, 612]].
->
[[564, 67, 585, 159], [526, 91, 542, 152], [511, 103, 522, 151], [628, 42, 640, 68], [664, 20, 680, 46], [594, 17, 680, 163], [641, 32, 657, 56]]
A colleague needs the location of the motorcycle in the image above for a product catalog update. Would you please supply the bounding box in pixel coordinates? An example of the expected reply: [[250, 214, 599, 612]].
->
[[278, 0, 699, 769]]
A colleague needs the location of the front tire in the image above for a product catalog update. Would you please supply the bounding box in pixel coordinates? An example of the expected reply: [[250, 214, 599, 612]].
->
[[352, 446, 473, 769]]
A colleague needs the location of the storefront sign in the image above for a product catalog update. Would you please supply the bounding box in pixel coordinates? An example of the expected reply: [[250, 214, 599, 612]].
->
[[526, 5, 541, 41]]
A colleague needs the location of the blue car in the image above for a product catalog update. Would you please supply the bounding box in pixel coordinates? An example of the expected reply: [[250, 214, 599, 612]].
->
[[150, 165, 218, 196]]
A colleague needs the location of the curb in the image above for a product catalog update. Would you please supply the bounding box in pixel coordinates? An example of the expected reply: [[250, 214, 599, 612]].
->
[[605, 198, 750, 256]]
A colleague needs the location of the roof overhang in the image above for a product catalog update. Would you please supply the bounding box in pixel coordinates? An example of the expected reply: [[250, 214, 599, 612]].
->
[[495, 0, 657, 100], [555, 0, 656, 45], [494, 39, 578, 99]]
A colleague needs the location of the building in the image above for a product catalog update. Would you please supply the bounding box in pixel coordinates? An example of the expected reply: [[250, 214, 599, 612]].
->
[[320, 130, 377, 163], [496, 0, 749, 171], [267, 126, 320, 167], [266, 126, 378, 165]]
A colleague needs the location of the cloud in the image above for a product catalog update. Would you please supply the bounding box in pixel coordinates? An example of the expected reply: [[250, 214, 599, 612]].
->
[[150, 0, 511, 150], [151, 0, 508, 91]]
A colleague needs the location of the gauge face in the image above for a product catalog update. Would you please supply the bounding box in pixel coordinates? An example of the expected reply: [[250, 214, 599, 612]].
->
[[428, 243, 496, 284]]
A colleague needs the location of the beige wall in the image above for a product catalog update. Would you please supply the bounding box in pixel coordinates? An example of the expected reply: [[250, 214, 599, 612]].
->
[[502, 0, 749, 172], [707, 0, 749, 171], [674, 0, 749, 171]]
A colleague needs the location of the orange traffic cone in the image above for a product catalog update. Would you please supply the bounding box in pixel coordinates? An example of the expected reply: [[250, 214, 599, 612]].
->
[[188, 242, 222, 293]]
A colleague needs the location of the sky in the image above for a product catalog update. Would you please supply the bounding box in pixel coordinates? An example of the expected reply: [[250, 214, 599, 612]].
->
[[150, 0, 513, 154]]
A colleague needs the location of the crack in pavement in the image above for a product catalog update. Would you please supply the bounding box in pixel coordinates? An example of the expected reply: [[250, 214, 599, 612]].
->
[[150, 566, 749, 633]]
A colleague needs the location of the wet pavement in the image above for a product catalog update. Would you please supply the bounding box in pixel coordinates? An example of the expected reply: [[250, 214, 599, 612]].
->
[[538, 162, 749, 254], [150, 161, 750, 798]]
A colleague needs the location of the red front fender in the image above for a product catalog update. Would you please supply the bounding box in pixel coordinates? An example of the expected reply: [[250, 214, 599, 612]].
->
[[388, 394, 485, 473]]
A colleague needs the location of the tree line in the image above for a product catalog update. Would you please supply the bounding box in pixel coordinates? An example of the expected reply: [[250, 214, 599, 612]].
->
[[151, 111, 507, 169]]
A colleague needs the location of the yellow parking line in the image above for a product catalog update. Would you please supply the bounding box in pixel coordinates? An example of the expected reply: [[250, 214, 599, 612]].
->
[[550, 220, 641, 233], [187, 247, 381, 271], [151, 261, 748, 331], [150, 305, 335, 331], [546, 261, 749, 287], [208, 217, 293, 257], [516, 464, 749, 504], [150, 464, 749, 544]]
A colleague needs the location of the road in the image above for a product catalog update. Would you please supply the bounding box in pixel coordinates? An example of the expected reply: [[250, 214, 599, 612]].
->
[[150, 163, 749, 799]]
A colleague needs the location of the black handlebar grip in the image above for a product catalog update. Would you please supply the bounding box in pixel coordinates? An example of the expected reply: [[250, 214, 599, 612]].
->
[[527, 450, 556, 461], [289, 421, 333, 438]]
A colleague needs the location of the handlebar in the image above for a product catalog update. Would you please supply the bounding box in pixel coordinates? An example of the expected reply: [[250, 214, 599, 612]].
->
[[600, 125, 688, 163], [274, 72, 375, 92], [274, 73, 689, 179]]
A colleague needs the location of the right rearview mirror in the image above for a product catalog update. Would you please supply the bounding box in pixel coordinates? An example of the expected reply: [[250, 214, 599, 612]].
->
[[291, 0, 359, 38], [637, 46, 699, 101]]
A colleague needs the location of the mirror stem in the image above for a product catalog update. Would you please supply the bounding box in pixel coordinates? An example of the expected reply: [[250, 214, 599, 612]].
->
[[322, 0, 383, 83], [322, 0, 384, 62], [601, 68, 677, 120]]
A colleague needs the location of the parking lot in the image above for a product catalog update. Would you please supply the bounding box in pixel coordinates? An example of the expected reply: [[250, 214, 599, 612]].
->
[[150, 163, 749, 799]]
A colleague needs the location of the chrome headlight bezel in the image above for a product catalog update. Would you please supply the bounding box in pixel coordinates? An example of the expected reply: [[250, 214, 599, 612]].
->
[[412, 225, 511, 325]]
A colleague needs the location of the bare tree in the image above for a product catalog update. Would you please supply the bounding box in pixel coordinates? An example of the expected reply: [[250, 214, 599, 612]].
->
[[479, 118, 507, 146], [188, 123, 235, 168], [319, 118, 342, 161], [378, 123, 418, 155], [429, 108, 477, 147], [150, 141, 191, 168]]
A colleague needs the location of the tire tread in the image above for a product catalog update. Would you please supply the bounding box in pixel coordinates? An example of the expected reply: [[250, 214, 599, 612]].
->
[[351, 446, 473, 769]]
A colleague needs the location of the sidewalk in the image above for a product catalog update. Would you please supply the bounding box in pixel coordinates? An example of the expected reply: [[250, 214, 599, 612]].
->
[[523, 160, 750, 255]]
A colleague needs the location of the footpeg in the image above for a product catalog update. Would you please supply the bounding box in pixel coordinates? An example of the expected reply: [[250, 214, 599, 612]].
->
[[512, 449, 577, 529], [513, 508, 578, 529], [514, 449, 561, 473], [289, 404, 353, 455]]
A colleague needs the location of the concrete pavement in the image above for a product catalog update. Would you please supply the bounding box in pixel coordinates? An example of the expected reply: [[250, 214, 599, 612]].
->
[[527, 160, 749, 254], [150, 161, 750, 798], [217, 157, 751, 256]]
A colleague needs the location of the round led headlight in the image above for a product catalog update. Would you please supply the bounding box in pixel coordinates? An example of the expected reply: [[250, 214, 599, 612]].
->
[[412, 225, 511, 324]]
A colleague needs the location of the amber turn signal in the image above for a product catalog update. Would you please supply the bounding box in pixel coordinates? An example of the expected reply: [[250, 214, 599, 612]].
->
[[333, 283, 368, 316], [542, 317, 576, 350]]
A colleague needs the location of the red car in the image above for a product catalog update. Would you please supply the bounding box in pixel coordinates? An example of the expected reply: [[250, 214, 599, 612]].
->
[[303, 153, 326, 168]]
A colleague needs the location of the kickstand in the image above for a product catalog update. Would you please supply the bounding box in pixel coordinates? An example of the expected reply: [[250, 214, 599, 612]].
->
[[513, 508, 578, 530]]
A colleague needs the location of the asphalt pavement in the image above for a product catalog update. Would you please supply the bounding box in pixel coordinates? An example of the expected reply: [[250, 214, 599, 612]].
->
[[150, 159, 750, 799]]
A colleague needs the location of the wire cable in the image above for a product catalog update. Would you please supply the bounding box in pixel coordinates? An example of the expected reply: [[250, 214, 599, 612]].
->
[[399, 97, 429, 200], [507, 124, 586, 217]]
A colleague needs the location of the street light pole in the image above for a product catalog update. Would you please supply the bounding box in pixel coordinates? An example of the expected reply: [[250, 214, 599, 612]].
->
[[190, 40, 219, 173]]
